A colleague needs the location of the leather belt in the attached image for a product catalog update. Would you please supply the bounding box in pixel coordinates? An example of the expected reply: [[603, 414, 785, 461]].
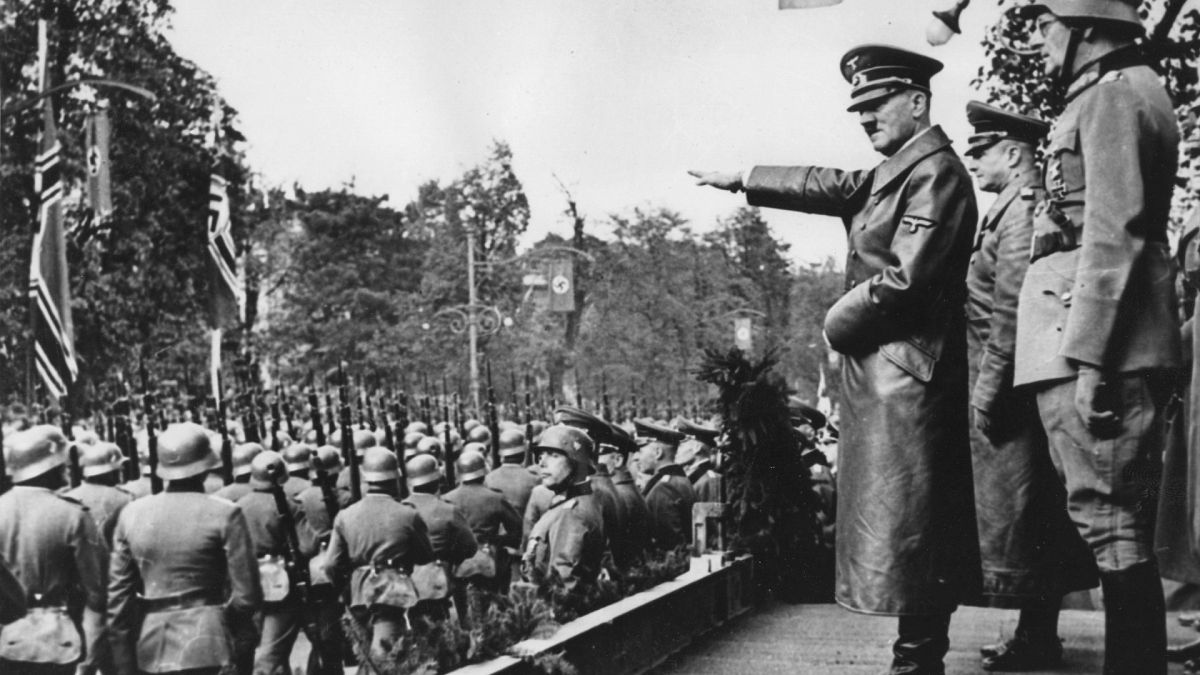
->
[[138, 588, 222, 613]]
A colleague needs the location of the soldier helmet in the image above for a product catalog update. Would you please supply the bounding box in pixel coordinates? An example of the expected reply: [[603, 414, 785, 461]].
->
[[405, 453, 442, 488], [461, 441, 488, 457], [156, 422, 219, 480], [80, 441, 127, 478], [352, 429, 377, 452], [361, 446, 400, 482], [1020, 0, 1141, 28], [404, 421, 429, 436], [249, 450, 288, 488], [466, 425, 491, 445], [6, 425, 71, 482], [403, 432, 425, 451], [536, 424, 594, 477], [416, 436, 444, 460], [231, 442, 264, 478], [303, 427, 320, 445], [313, 445, 344, 474], [282, 443, 313, 472], [456, 450, 489, 482], [462, 419, 482, 433], [72, 427, 100, 447], [499, 429, 526, 458]]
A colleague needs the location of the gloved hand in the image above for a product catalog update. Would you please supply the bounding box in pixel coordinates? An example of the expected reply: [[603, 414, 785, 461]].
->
[[1075, 364, 1120, 438]]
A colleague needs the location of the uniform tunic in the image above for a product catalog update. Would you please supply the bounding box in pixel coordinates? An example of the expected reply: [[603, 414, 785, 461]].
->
[[324, 492, 434, 607], [523, 483, 605, 591], [590, 473, 626, 558], [65, 482, 133, 546], [404, 492, 478, 566], [212, 479, 253, 504], [746, 125, 981, 615], [443, 482, 522, 549], [965, 173, 1097, 605], [484, 463, 540, 516], [642, 464, 696, 550], [612, 468, 649, 563]]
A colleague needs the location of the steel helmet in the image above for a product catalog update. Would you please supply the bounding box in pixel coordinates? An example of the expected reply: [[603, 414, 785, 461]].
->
[[466, 425, 491, 445], [231, 442, 264, 478], [499, 429, 526, 458], [282, 443, 313, 472], [353, 429, 377, 453], [80, 442, 127, 478], [405, 453, 442, 488], [416, 436, 444, 461], [403, 432, 425, 452], [249, 450, 288, 489], [361, 446, 400, 482], [1022, 0, 1140, 27], [461, 441, 488, 457], [4, 425, 69, 483], [536, 424, 594, 478], [456, 450, 488, 482], [404, 421, 429, 436], [156, 422, 219, 481], [312, 445, 344, 475], [462, 419, 482, 433]]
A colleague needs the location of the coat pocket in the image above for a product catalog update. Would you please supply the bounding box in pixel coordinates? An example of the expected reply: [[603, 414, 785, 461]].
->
[[0, 607, 81, 664], [137, 605, 231, 671]]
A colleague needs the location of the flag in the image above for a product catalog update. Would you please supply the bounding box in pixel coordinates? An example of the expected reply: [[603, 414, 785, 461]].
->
[[29, 78, 78, 399], [206, 174, 244, 329], [780, 0, 841, 7], [547, 258, 575, 313], [85, 108, 113, 217], [734, 317, 753, 351]]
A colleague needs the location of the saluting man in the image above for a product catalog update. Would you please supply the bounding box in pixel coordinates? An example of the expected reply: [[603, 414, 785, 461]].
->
[[960, 101, 1098, 671], [692, 44, 980, 673], [1015, 3, 1182, 673]]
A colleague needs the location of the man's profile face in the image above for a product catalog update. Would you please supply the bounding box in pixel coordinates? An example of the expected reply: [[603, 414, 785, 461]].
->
[[858, 92, 920, 157], [1032, 14, 1070, 77], [965, 141, 1013, 194], [539, 449, 572, 488]]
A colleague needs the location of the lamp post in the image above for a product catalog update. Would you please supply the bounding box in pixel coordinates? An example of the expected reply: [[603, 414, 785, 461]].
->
[[926, 0, 971, 46]]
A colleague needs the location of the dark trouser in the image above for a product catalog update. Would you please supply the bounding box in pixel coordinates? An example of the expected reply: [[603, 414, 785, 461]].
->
[[890, 614, 952, 675], [252, 602, 300, 675], [306, 587, 345, 675]]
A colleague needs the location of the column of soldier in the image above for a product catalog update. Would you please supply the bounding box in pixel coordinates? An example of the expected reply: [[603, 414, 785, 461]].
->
[[0, 360, 826, 675]]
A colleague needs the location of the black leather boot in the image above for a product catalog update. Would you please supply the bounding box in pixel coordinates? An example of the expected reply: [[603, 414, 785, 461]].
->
[[1100, 560, 1166, 675], [980, 607, 1063, 670], [889, 614, 952, 675]]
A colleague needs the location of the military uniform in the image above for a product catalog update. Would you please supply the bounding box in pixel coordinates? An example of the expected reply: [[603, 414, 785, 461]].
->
[[0, 487, 107, 674], [0, 553, 25, 624], [611, 467, 649, 564], [484, 462, 540, 520], [404, 492, 478, 566], [65, 481, 133, 546], [523, 482, 606, 591], [642, 464, 696, 550], [203, 471, 226, 494], [119, 474, 152, 500], [237, 486, 306, 675], [590, 472, 626, 559], [213, 478, 253, 503], [443, 482, 522, 588], [108, 490, 261, 674], [523, 484, 555, 547], [689, 460, 723, 503]]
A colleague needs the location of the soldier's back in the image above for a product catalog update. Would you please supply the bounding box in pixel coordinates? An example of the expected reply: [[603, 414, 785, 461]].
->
[[213, 480, 253, 503], [645, 472, 696, 550], [405, 492, 478, 564], [66, 481, 133, 544], [332, 493, 430, 568], [0, 486, 103, 603], [485, 463, 540, 515], [444, 482, 521, 547]]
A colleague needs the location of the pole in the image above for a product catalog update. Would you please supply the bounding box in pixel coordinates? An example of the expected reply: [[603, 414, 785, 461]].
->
[[467, 224, 481, 412]]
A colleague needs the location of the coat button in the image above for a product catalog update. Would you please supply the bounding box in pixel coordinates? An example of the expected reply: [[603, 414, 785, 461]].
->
[[1060, 291, 1072, 302]]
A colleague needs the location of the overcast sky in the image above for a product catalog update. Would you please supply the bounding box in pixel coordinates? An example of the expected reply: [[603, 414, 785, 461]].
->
[[167, 0, 1000, 266]]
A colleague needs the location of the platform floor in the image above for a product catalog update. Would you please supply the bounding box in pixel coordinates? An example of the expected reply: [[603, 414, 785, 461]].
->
[[653, 604, 1200, 674]]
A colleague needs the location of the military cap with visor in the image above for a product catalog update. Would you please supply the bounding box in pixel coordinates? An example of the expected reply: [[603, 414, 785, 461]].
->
[[676, 418, 719, 444], [840, 44, 944, 112], [633, 418, 686, 447], [964, 100, 1050, 158], [555, 405, 617, 454]]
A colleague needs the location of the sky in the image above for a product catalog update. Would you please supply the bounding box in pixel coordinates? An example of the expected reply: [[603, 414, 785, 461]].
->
[[166, 0, 1000, 267]]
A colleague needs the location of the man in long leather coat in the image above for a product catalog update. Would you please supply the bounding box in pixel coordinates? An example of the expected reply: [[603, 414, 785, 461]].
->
[[692, 44, 980, 674], [961, 101, 1098, 671], [1015, 3, 1182, 673]]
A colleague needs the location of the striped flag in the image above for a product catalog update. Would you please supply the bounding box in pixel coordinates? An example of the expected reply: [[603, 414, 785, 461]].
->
[[206, 173, 244, 329], [29, 97, 78, 399]]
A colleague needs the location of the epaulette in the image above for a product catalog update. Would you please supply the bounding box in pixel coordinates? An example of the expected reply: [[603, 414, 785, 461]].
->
[[54, 493, 87, 509]]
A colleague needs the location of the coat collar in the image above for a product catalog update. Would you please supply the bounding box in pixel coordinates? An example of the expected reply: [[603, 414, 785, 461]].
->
[[642, 463, 686, 496], [1065, 44, 1146, 102], [981, 170, 1038, 231], [871, 125, 952, 195]]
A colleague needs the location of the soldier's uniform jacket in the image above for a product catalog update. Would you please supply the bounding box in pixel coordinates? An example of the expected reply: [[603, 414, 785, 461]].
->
[[589, 473, 626, 557], [744, 124, 981, 614], [484, 462, 540, 517], [612, 468, 649, 562], [324, 492, 435, 607], [284, 474, 311, 500], [0, 553, 25, 624], [66, 481, 134, 546], [404, 492, 478, 566], [237, 486, 304, 559], [120, 475, 151, 500], [296, 480, 338, 558], [693, 469, 723, 504], [203, 472, 226, 494], [523, 484, 555, 547], [1015, 46, 1182, 386], [108, 490, 262, 674], [213, 479, 253, 504], [523, 482, 605, 591], [642, 464, 696, 550], [443, 482, 522, 549]]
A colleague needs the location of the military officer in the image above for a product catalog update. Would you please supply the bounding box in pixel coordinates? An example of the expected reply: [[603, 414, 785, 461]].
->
[[523, 425, 606, 591], [213, 441, 263, 502], [1015, 3, 1181, 673], [326, 447, 434, 664], [0, 425, 107, 675], [444, 450, 522, 593], [603, 421, 649, 566], [404, 454, 477, 624], [67, 441, 134, 545], [237, 451, 305, 675], [676, 419, 723, 503], [692, 44, 980, 673], [634, 419, 696, 551], [959, 101, 1099, 671], [108, 422, 261, 675], [555, 406, 626, 561]]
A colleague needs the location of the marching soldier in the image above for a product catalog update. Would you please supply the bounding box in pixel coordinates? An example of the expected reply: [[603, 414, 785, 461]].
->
[[960, 101, 1098, 670], [296, 445, 345, 675], [0, 425, 107, 675], [692, 44, 980, 672], [523, 425, 606, 591], [213, 441, 264, 503], [108, 422, 261, 675], [282, 442, 314, 498], [326, 447, 434, 664], [484, 429, 540, 517], [1016, 3, 1181, 672], [237, 451, 305, 675], [444, 450, 522, 593], [119, 430, 152, 499], [335, 429, 377, 507], [404, 454, 477, 624], [67, 441, 135, 546], [634, 419, 695, 551]]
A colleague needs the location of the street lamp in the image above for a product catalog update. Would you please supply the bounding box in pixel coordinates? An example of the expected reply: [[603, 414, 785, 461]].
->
[[927, 0, 970, 46]]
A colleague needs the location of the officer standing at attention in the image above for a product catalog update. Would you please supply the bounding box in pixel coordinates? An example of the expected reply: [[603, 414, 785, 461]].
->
[[296, 445, 346, 675], [556, 406, 626, 561], [691, 44, 980, 673], [635, 419, 696, 551], [1014, 3, 1181, 673], [960, 101, 1099, 671], [0, 425, 107, 675], [108, 422, 262, 675], [603, 421, 649, 566]]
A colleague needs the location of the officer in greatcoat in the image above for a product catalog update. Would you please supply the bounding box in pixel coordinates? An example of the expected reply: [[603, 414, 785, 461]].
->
[[603, 421, 649, 566], [692, 44, 980, 673], [1015, 3, 1181, 672], [960, 101, 1098, 671], [634, 419, 696, 551]]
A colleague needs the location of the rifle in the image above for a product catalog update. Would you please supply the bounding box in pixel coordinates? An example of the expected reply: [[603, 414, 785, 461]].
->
[[308, 388, 327, 447], [380, 393, 397, 454], [602, 373, 612, 421], [390, 401, 409, 499], [356, 378, 367, 431], [442, 378, 455, 487], [486, 362, 501, 469], [397, 391, 410, 431], [215, 374, 234, 485], [144, 390, 163, 494], [524, 390, 535, 468], [0, 423, 8, 494], [366, 386, 378, 433], [112, 396, 136, 480], [266, 467, 327, 673], [324, 391, 336, 439], [338, 365, 361, 502], [270, 390, 282, 451], [257, 391, 270, 445]]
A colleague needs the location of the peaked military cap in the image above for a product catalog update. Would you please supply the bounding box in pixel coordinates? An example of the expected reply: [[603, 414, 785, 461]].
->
[[840, 44, 944, 112], [1020, 0, 1141, 28], [554, 405, 614, 448], [633, 418, 685, 447], [965, 101, 1049, 157], [676, 418, 719, 443]]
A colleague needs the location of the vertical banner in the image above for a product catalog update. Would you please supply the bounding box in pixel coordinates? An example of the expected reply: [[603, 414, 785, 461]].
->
[[734, 317, 753, 352], [547, 257, 575, 313], [85, 107, 113, 220], [206, 174, 244, 329]]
